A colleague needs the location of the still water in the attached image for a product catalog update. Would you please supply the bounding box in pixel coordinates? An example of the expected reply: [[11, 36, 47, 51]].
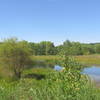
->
[[33, 62, 100, 86], [83, 66, 100, 87]]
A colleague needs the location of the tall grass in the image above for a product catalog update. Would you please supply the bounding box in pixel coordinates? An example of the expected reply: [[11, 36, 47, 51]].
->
[[0, 56, 100, 100], [0, 77, 100, 100]]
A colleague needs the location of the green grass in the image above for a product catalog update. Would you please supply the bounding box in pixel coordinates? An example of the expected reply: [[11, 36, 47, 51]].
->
[[0, 68, 53, 100], [0, 68, 100, 100], [0, 55, 100, 100]]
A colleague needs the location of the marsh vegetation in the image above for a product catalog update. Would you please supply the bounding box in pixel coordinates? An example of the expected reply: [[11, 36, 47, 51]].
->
[[0, 38, 100, 100]]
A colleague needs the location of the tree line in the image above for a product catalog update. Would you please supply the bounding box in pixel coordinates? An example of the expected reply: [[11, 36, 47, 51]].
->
[[0, 39, 100, 56]]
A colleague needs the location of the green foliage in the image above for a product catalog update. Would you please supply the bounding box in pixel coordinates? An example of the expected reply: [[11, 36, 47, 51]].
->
[[0, 38, 32, 79], [29, 41, 56, 55], [59, 55, 82, 69], [95, 44, 100, 54], [1, 39, 100, 56], [56, 40, 100, 56]]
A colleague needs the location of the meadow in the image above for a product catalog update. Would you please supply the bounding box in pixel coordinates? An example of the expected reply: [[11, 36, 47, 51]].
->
[[32, 54, 100, 66], [75, 54, 100, 66]]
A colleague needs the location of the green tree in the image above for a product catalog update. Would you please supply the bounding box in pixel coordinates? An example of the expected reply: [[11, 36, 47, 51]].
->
[[0, 38, 32, 79], [36, 41, 56, 55], [45, 41, 55, 55], [95, 44, 100, 53], [28, 42, 36, 55]]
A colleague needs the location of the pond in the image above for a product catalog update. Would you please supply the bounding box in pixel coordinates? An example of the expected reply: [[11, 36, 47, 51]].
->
[[83, 66, 100, 87], [32, 61, 100, 87]]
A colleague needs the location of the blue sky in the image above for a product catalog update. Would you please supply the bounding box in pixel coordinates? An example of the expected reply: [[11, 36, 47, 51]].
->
[[0, 0, 100, 45]]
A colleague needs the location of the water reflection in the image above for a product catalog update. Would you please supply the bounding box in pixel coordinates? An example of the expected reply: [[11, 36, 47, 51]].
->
[[83, 66, 100, 75], [83, 66, 100, 87], [54, 65, 63, 71]]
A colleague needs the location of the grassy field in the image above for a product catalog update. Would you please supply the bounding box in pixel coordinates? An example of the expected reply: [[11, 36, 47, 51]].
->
[[32, 54, 100, 66], [75, 55, 100, 66]]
